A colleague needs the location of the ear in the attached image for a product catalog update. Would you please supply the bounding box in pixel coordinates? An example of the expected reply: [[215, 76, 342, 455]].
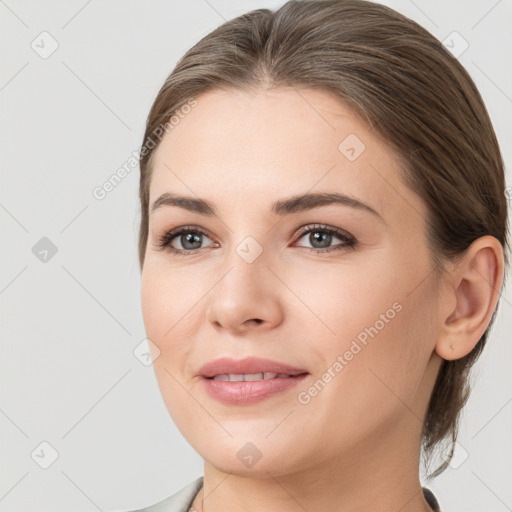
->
[[435, 236, 505, 361]]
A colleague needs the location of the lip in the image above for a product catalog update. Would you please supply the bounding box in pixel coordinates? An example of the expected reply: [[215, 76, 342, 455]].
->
[[198, 357, 309, 405], [198, 356, 308, 378]]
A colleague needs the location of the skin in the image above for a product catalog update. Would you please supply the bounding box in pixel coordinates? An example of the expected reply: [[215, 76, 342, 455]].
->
[[140, 86, 504, 512]]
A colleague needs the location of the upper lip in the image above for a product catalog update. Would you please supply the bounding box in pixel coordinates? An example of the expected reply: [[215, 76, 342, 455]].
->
[[198, 357, 309, 378]]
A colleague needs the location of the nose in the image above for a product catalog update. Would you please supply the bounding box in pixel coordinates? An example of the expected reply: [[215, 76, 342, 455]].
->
[[205, 251, 284, 335]]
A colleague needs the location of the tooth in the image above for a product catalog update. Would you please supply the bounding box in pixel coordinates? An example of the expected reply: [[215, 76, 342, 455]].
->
[[244, 373, 263, 381], [211, 372, 290, 382]]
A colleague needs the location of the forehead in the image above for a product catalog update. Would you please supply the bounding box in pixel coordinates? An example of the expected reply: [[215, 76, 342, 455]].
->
[[148, 87, 425, 223]]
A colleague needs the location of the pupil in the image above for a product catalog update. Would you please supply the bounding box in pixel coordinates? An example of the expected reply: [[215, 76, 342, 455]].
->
[[311, 231, 331, 248], [182, 232, 202, 250]]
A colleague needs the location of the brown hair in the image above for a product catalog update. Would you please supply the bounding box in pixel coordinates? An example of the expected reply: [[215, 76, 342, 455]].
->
[[137, 0, 509, 478]]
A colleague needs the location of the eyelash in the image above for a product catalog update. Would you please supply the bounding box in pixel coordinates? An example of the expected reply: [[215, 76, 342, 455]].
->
[[154, 223, 357, 256]]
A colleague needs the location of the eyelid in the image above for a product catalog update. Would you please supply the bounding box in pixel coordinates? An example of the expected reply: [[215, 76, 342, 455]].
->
[[293, 223, 353, 241]]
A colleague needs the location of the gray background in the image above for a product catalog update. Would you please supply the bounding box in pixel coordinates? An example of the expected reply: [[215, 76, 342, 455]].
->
[[1, 1, 511, 511]]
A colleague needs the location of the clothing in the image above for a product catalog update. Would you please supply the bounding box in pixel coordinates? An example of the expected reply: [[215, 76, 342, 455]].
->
[[128, 476, 442, 511], [126, 477, 202, 512]]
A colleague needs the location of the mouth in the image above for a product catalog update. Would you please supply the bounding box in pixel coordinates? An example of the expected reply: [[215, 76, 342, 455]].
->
[[198, 357, 309, 405]]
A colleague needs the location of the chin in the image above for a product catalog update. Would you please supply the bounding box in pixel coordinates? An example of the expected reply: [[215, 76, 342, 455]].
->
[[204, 451, 295, 479], [193, 433, 309, 479]]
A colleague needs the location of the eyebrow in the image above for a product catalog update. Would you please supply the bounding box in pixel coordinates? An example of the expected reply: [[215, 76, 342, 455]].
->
[[150, 191, 385, 222]]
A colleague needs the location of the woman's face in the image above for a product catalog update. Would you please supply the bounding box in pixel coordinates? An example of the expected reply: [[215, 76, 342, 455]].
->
[[140, 87, 444, 477]]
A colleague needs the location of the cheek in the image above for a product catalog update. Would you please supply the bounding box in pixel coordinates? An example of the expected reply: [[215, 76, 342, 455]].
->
[[345, 277, 436, 415], [140, 270, 167, 346], [284, 256, 402, 349], [290, 252, 435, 397], [295, 288, 434, 450], [140, 263, 197, 350], [140, 268, 198, 424]]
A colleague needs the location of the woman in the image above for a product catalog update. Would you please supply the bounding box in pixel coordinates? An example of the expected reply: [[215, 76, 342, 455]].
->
[[131, 0, 508, 510]]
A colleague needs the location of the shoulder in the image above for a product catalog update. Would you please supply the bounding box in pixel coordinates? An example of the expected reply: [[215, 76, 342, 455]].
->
[[126, 476, 203, 512]]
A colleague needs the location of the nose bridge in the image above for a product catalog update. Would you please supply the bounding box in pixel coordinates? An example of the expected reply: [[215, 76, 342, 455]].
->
[[206, 232, 283, 330], [216, 233, 270, 302]]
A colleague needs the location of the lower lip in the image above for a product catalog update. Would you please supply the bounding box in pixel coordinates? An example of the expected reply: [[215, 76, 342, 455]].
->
[[201, 374, 309, 405]]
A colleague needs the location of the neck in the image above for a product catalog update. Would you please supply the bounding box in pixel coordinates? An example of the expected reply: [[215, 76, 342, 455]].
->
[[191, 412, 435, 512]]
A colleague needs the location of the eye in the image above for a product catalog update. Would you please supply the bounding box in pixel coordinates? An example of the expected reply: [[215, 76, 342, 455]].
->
[[154, 226, 218, 255], [293, 223, 356, 253]]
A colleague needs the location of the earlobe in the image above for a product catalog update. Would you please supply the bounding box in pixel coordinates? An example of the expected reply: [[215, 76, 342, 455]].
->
[[435, 339, 461, 361], [434, 236, 505, 361]]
